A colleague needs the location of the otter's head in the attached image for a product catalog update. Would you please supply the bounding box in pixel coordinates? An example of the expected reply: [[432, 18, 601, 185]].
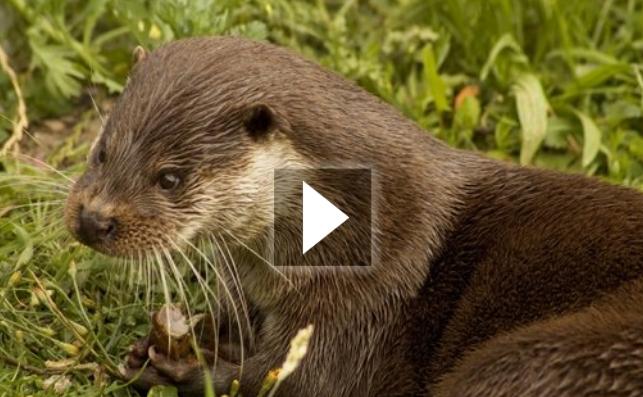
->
[[65, 38, 309, 257]]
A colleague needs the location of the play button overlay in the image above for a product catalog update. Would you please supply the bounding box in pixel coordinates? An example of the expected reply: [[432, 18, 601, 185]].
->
[[272, 168, 372, 267], [302, 181, 349, 254]]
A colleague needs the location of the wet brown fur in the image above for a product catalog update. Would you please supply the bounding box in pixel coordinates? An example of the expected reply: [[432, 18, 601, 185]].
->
[[433, 278, 643, 396], [64, 37, 643, 396], [407, 166, 643, 396]]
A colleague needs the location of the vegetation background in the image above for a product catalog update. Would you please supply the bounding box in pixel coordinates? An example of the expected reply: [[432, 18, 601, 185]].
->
[[0, 0, 641, 396]]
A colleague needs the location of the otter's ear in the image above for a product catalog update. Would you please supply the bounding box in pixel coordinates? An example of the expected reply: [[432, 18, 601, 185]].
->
[[132, 46, 148, 64], [243, 104, 276, 139]]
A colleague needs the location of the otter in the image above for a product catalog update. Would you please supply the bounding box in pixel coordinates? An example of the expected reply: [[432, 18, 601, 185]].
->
[[64, 36, 643, 396]]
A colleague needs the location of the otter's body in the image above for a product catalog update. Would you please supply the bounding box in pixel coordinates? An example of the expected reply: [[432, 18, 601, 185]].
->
[[408, 167, 643, 396], [64, 37, 643, 396]]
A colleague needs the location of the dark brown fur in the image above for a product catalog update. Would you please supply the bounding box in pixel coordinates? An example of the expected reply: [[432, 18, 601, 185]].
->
[[64, 37, 643, 396], [433, 278, 643, 396], [406, 167, 643, 395]]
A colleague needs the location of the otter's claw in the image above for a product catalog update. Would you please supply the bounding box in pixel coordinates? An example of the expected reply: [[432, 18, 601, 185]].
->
[[119, 363, 173, 390], [126, 336, 150, 368], [130, 336, 150, 356], [120, 337, 174, 390]]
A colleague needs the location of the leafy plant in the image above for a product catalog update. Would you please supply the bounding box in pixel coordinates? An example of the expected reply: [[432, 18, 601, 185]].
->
[[1, 0, 642, 185]]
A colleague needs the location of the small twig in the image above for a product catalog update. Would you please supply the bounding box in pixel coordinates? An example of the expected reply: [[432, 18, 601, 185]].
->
[[566, 134, 582, 155], [0, 43, 28, 155], [0, 354, 121, 380]]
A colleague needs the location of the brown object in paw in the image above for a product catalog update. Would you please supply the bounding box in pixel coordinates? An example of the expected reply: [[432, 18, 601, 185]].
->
[[149, 304, 203, 361]]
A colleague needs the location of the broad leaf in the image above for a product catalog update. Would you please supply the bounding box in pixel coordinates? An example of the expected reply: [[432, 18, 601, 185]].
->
[[575, 111, 602, 168], [422, 44, 449, 112], [513, 73, 549, 165]]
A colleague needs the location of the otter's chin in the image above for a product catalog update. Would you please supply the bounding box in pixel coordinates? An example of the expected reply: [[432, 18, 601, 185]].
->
[[77, 239, 170, 259]]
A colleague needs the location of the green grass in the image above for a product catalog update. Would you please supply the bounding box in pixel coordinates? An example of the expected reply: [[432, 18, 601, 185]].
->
[[0, 0, 642, 395], [0, 161, 147, 396]]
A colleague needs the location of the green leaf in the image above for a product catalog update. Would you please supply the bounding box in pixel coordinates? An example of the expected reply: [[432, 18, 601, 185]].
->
[[513, 73, 549, 165], [90, 72, 123, 94], [12, 223, 33, 269], [494, 117, 518, 151], [421, 44, 449, 112], [544, 116, 574, 149], [148, 385, 179, 397], [564, 64, 630, 97], [480, 33, 522, 81], [540, 0, 555, 19], [534, 152, 577, 171], [81, 0, 109, 46], [29, 38, 85, 99], [454, 96, 480, 130], [575, 111, 602, 167]]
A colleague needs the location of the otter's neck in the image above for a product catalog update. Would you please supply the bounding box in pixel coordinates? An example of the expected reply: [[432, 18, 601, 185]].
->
[[233, 129, 489, 310], [367, 133, 488, 296]]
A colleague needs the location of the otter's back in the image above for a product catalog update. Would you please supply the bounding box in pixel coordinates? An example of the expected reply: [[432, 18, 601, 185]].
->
[[405, 166, 643, 388]]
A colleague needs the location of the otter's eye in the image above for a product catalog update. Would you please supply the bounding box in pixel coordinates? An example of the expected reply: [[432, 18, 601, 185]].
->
[[243, 104, 275, 139], [158, 171, 181, 191]]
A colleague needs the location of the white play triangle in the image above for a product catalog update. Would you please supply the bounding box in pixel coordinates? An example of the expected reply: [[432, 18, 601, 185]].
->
[[302, 181, 349, 254]]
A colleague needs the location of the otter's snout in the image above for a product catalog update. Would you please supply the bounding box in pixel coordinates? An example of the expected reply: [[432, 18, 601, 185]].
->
[[65, 181, 171, 256], [75, 205, 117, 246]]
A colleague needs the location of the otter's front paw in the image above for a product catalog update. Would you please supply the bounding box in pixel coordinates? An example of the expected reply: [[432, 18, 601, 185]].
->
[[119, 337, 173, 390], [120, 338, 216, 390]]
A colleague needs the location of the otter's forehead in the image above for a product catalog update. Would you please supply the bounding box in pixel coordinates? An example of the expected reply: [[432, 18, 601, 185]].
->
[[94, 117, 245, 195], [97, 36, 350, 176], [140, 36, 311, 82], [101, 38, 304, 155], [112, 37, 326, 123], [127, 37, 305, 101]]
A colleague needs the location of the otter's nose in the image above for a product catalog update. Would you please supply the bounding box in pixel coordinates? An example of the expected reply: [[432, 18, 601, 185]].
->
[[76, 205, 117, 245]]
